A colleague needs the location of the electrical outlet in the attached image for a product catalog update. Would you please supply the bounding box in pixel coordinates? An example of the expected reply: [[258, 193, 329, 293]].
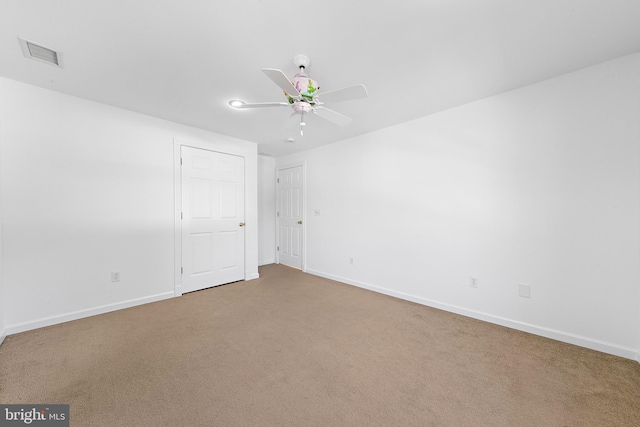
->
[[469, 277, 478, 288], [518, 283, 531, 298], [111, 272, 120, 282]]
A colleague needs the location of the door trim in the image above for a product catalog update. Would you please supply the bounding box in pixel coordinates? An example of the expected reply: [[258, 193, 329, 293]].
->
[[174, 138, 256, 297], [276, 161, 306, 271]]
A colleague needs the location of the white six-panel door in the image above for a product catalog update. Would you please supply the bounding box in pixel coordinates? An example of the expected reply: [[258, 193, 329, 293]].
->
[[181, 146, 245, 293], [278, 165, 303, 269]]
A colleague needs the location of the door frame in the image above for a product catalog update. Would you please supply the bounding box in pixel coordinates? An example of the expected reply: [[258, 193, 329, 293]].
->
[[276, 161, 306, 271], [174, 138, 258, 297]]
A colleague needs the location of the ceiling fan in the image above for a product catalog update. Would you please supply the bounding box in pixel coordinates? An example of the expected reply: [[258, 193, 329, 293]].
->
[[229, 54, 368, 136]]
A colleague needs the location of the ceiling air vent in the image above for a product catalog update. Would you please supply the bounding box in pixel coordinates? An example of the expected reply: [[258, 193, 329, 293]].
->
[[18, 37, 63, 68]]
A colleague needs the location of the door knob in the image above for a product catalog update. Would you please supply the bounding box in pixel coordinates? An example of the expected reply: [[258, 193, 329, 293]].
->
[[239, 222, 245, 227], [297, 220, 302, 225]]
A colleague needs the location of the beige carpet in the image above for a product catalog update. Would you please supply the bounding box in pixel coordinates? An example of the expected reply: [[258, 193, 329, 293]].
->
[[1, 264, 639, 426]]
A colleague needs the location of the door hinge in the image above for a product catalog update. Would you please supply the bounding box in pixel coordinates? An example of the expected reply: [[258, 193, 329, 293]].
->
[[180, 158, 183, 165], [277, 246, 280, 251], [181, 212, 183, 220], [181, 267, 183, 274], [277, 178, 280, 184], [277, 212, 280, 217]]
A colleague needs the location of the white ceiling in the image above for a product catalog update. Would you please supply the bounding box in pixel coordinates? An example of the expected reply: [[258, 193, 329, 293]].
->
[[2, 1, 640, 157]]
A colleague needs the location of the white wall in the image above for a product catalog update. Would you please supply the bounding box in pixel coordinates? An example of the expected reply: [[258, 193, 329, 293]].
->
[[0, 77, 259, 333], [277, 53, 640, 360], [0, 122, 5, 345], [258, 155, 276, 265]]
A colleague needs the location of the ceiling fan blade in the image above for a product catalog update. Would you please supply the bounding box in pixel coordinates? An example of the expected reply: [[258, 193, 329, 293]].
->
[[317, 84, 368, 103], [262, 68, 300, 98], [232, 101, 289, 109], [314, 106, 352, 127]]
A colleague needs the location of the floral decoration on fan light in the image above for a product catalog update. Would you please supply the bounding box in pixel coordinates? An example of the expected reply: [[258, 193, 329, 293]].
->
[[286, 72, 319, 105]]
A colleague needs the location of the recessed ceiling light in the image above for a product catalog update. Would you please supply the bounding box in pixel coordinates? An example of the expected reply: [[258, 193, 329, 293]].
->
[[18, 37, 63, 68], [228, 100, 245, 108]]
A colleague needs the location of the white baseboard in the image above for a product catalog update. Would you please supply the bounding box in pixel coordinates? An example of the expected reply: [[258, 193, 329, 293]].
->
[[5, 292, 174, 336], [259, 258, 275, 266], [246, 272, 260, 280], [306, 269, 639, 362], [0, 328, 6, 347]]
